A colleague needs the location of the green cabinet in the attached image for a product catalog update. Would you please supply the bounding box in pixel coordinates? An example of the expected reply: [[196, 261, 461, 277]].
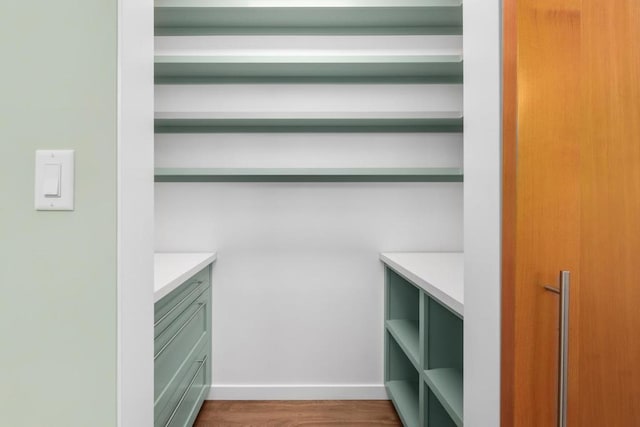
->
[[154, 265, 212, 427], [382, 252, 463, 427]]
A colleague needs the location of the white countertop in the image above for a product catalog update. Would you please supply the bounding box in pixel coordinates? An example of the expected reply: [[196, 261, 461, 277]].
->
[[154, 252, 217, 302], [380, 252, 464, 317]]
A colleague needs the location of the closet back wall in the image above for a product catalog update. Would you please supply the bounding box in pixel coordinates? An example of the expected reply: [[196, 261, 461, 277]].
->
[[154, 35, 463, 399]]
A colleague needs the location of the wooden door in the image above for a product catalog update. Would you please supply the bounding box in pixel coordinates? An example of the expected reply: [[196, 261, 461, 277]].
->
[[502, 0, 640, 426]]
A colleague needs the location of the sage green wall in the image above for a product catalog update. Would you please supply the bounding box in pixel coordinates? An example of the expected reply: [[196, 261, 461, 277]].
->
[[0, 1, 117, 426]]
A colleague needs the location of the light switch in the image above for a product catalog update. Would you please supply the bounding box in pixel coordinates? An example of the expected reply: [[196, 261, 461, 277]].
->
[[43, 163, 61, 197], [35, 150, 74, 211]]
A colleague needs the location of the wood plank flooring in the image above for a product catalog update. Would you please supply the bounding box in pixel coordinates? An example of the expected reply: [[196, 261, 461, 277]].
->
[[194, 400, 402, 426]]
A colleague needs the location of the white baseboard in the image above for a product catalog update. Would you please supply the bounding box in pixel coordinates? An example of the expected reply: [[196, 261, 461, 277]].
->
[[207, 384, 388, 400]]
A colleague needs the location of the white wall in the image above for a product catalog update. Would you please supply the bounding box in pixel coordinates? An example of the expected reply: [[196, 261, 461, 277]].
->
[[156, 183, 462, 398], [155, 35, 464, 399], [463, 0, 502, 425], [117, 0, 154, 425]]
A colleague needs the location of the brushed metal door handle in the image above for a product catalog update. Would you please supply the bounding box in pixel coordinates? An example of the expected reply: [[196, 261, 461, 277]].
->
[[544, 271, 571, 427]]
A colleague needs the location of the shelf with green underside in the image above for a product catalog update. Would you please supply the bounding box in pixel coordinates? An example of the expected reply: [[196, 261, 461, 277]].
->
[[154, 167, 463, 182], [154, 55, 463, 83], [155, 0, 463, 36], [424, 368, 463, 427], [385, 320, 420, 369], [154, 112, 463, 133], [385, 381, 419, 427]]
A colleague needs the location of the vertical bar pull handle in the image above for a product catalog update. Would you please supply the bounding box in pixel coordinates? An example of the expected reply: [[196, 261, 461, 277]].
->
[[544, 271, 570, 427]]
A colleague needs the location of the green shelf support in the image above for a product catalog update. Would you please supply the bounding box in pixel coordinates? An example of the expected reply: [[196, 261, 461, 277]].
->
[[154, 55, 463, 84], [385, 381, 420, 427], [385, 320, 420, 370], [154, 167, 463, 183], [155, 0, 463, 36], [154, 112, 464, 133], [423, 368, 463, 427]]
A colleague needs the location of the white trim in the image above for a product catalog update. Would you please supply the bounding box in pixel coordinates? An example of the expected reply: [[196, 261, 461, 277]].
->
[[117, 2, 122, 424], [117, 0, 155, 425], [207, 385, 388, 400], [463, 0, 502, 425], [117, 0, 123, 423]]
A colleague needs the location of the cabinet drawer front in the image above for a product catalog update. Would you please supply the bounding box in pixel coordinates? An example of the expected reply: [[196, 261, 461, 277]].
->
[[154, 299, 207, 402], [155, 267, 209, 336], [156, 342, 209, 427], [155, 289, 209, 356]]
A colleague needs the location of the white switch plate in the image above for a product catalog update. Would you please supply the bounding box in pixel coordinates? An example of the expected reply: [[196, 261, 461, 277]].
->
[[35, 150, 74, 211]]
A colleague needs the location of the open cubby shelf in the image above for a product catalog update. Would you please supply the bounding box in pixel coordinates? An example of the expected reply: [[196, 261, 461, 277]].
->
[[155, 0, 463, 36], [154, 167, 463, 183], [386, 335, 420, 427], [385, 319, 420, 369], [426, 386, 459, 427], [154, 111, 464, 133], [424, 368, 463, 427], [154, 55, 463, 83], [386, 380, 420, 427], [382, 252, 464, 427]]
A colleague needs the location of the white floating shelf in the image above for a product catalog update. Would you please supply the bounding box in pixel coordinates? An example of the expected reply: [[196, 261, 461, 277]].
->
[[154, 167, 464, 182], [154, 111, 464, 133], [154, 55, 463, 83], [155, 0, 463, 35]]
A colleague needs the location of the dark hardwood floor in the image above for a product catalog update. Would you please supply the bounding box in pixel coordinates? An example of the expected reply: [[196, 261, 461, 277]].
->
[[194, 400, 401, 426]]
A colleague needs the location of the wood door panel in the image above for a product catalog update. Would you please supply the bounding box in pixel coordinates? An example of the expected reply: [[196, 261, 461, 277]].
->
[[578, 1, 640, 425], [501, 0, 517, 422], [513, 3, 582, 426], [504, 0, 640, 425]]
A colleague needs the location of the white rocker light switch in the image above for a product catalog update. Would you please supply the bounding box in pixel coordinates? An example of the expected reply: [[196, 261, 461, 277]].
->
[[42, 163, 62, 198], [35, 150, 74, 211]]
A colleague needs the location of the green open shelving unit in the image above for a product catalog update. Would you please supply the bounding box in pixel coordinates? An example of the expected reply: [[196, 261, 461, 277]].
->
[[155, 0, 463, 35], [155, 55, 463, 83], [154, 167, 463, 183], [382, 252, 464, 427]]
